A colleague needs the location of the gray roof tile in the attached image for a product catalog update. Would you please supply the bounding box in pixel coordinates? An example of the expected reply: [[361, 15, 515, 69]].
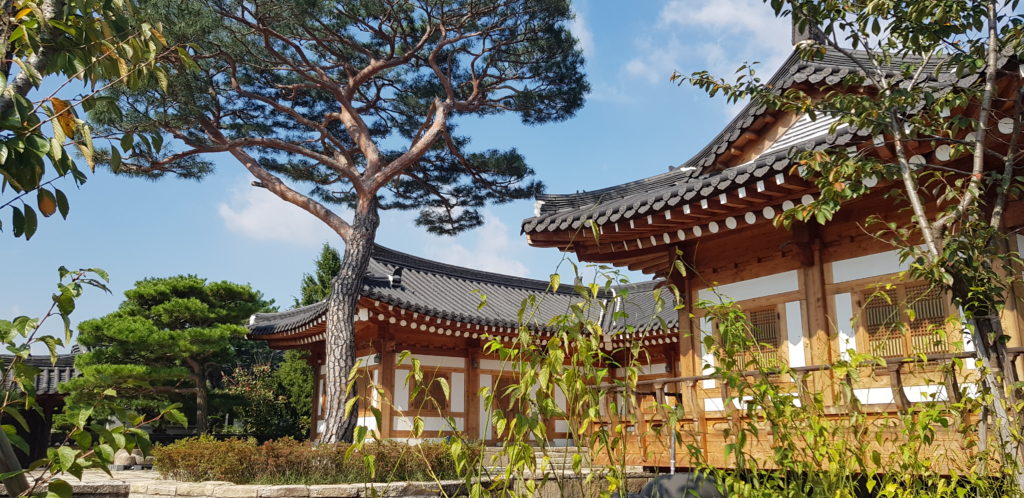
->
[[522, 48, 955, 235], [249, 246, 681, 340]]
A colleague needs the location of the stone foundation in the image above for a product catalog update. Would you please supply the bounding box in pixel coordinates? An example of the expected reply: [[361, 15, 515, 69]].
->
[[3, 471, 654, 498]]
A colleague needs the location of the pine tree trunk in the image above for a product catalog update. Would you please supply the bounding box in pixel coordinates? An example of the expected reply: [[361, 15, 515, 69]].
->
[[317, 198, 380, 444], [187, 362, 209, 434]]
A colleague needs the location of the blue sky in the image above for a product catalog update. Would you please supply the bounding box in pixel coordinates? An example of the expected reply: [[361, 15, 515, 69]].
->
[[3, 0, 794, 350]]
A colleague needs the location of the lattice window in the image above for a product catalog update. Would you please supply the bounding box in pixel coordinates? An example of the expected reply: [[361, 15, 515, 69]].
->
[[906, 284, 948, 354], [747, 308, 783, 367], [412, 371, 450, 411], [862, 284, 951, 358], [864, 288, 903, 358]]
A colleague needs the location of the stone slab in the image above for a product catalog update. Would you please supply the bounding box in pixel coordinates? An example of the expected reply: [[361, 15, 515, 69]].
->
[[212, 484, 265, 497], [307, 484, 361, 497], [257, 485, 310, 497]]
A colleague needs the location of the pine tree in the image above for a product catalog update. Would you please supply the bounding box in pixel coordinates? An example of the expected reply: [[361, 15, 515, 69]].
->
[[93, 0, 587, 443], [294, 243, 342, 307], [66, 276, 272, 433]]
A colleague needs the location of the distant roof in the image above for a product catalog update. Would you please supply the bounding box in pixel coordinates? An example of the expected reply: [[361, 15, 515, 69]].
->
[[521, 48, 970, 235], [2, 354, 77, 396], [248, 245, 680, 342]]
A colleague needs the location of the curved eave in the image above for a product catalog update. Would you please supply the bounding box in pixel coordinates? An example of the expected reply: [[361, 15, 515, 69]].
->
[[523, 48, 972, 240]]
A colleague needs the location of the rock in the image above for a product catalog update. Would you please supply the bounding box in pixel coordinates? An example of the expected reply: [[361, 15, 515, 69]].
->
[[111, 449, 135, 470]]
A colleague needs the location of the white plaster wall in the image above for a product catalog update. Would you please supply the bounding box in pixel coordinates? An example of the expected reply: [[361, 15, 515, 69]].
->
[[785, 300, 807, 368], [614, 363, 668, 377], [852, 385, 947, 405], [834, 293, 856, 360], [554, 386, 567, 410], [450, 372, 465, 412], [317, 378, 324, 417], [698, 270, 799, 302], [393, 416, 464, 432], [394, 368, 410, 411], [700, 316, 716, 388], [357, 354, 377, 366], [370, 369, 379, 406], [479, 359, 505, 371], [555, 420, 570, 433], [852, 388, 893, 405], [831, 250, 908, 283], [479, 374, 492, 440], [905, 384, 947, 402], [357, 415, 378, 432], [397, 354, 465, 369], [703, 398, 725, 412]]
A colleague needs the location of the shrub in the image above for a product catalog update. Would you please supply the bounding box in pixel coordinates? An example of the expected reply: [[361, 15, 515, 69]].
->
[[153, 435, 480, 484]]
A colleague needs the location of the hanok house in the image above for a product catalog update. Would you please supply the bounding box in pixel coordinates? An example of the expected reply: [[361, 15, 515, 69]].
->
[[521, 46, 1024, 470], [2, 353, 77, 465], [248, 245, 680, 443]]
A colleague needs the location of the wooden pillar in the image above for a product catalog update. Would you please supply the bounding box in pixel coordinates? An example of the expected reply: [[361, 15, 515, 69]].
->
[[465, 344, 481, 441], [796, 222, 836, 404], [668, 244, 699, 379], [378, 327, 396, 439], [307, 348, 324, 440]]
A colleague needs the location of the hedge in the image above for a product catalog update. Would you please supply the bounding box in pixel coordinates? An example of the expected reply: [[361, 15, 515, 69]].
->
[[153, 436, 478, 485]]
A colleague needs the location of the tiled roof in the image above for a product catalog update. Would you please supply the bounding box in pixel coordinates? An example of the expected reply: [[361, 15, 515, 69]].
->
[[521, 48, 971, 235], [2, 354, 77, 395], [248, 245, 680, 339]]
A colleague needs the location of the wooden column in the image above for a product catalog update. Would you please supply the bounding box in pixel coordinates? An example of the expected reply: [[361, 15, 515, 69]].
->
[[795, 222, 835, 404], [668, 244, 699, 379], [307, 347, 325, 440], [378, 326, 396, 439], [465, 344, 481, 441]]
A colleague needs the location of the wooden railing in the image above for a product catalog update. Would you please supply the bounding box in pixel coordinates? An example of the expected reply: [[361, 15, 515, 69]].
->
[[594, 347, 1024, 471]]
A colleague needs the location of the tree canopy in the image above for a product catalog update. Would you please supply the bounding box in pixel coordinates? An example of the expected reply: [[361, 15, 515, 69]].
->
[[65, 275, 272, 434], [0, 0, 176, 240], [93, 0, 588, 235], [295, 243, 343, 307]]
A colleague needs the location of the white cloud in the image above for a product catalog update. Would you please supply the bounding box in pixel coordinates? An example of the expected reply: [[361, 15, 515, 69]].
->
[[624, 0, 791, 89], [624, 35, 687, 84], [423, 214, 529, 277], [588, 82, 636, 104], [218, 183, 339, 247], [569, 8, 595, 61]]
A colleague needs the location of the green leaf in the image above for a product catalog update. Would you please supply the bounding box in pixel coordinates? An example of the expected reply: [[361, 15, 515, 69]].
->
[[76, 407, 93, 428], [57, 446, 76, 471], [163, 408, 188, 428], [22, 204, 37, 239], [549, 273, 560, 290], [54, 189, 69, 219], [46, 478, 73, 498], [4, 428, 28, 454], [11, 206, 24, 238], [109, 147, 121, 172], [1, 407, 29, 431]]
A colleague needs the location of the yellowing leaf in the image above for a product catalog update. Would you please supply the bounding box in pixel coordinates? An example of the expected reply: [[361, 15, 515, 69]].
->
[[50, 98, 76, 138], [14, 8, 31, 19], [150, 27, 167, 47]]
